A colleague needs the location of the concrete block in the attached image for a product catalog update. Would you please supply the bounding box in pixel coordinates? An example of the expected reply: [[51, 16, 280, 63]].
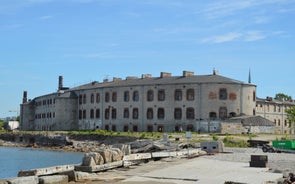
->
[[7, 176, 38, 184], [123, 153, 151, 161], [200, 141, 224, 153], [39, 175, 68, 184], [151, 151, 177, 158], [75, 160, 123, 172], [18, 165, 75, 177], [58, 170, 76, 182]]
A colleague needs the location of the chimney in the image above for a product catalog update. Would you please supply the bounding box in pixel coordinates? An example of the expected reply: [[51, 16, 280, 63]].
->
[[160, 72, 172, 78], [183, 71, 194, 77], [58, 76, 63, 90], [141, 74, 152, 79], [22, 91, 27, 103], [213, 69, 219, 75], [113, 77, 122, 82]]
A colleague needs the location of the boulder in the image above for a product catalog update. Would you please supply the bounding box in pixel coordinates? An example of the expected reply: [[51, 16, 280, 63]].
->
[[82, 152, 104, 166], [99, 149, 112, 163], [111, 148, 123, 161]]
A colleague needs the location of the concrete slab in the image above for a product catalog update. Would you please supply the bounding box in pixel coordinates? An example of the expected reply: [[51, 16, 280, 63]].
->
[[18, 165, 75, 177], [75, 160, 123, 172], [121, 157, 282, 184]]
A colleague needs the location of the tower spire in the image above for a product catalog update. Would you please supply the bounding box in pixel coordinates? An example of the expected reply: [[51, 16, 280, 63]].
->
[[248, 68, 251, 84]]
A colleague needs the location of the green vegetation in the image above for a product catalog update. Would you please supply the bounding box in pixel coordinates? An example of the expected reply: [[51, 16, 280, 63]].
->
[[222, 135, 249, 147], [275, 93, 292, 101]]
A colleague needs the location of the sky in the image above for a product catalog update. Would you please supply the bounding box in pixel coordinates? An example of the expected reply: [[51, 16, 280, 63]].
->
[[0, 0, 295, 118]]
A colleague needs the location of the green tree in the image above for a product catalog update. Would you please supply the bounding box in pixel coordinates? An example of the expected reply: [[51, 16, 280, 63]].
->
[[0, 120, 4, 129], [285, 106, 295, 134], [275, 93, 292, 101]]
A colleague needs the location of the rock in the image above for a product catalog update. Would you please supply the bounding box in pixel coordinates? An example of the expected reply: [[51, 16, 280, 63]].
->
[[113, 144, 131, 155], [111, 148, 123, 161], [82, 155, 96, 166], [82, 152, 104, 166], [99, 149, 112, 163]]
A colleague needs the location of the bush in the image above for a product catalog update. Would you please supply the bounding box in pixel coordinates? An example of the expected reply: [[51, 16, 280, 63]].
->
[[223, 136, 248, 147]]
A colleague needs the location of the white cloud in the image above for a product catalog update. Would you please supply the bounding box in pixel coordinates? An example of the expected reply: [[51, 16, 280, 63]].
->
[[196, 0, 295, 19], [0, 24, 24, 29], [39, 15, 53, 20], [253, 16, 270, 24], [201, 32, 242, 43], [244, 31, 266, 42]]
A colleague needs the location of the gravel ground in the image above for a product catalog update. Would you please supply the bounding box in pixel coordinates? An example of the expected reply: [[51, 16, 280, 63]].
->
[[203, 147, 295, 176]]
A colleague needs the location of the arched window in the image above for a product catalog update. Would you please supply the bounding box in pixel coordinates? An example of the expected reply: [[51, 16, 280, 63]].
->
[[79, 95, 82, 104], [147, 108, 153, 119], [96, 109, 100, 118], [112, 92, 117, 102], [147, 90, 154, 101], [158, 90, 165, 101], [186, 89, 194, 101], [111, 108, 117, 119], [124, 91, 129, 102], [83, 94, 87, 104], [123, 108, 129, 118], [96, 93, 100, 103], [90, 109, 94, 119], [105, 92, 110, 102], [174, 89, 182, 101], [105, 109, 109, 119], [174, 108, 182, 119], [157, 108, 165, 119], [133, 91, 139, 101], [209, 112, 217, 120], [91, 94, 94, 103], [219, 88, 227, 100], [133, 108, 139, 119], [219, 107, 227, 119], [186, 107, 195, 119]]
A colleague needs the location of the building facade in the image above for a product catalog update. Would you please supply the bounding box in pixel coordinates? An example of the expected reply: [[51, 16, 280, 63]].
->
[[20, 70, 257, 132], [256, 97, 295, 134]]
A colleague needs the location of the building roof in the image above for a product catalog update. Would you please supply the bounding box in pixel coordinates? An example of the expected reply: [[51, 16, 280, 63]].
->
[[256, 97, 295, 105], [69, 74, 255, 91], [229, 115, 275, 126]]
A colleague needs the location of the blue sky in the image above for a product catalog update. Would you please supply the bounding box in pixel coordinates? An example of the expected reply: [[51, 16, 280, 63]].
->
[[1, 0, 295, 118]]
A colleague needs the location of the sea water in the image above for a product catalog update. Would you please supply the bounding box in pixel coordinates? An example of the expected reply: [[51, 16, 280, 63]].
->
[[0, 146, 83, 179]]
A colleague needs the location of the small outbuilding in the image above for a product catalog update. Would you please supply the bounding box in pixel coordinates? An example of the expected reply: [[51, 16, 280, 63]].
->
[[221, 115, 276, 134]]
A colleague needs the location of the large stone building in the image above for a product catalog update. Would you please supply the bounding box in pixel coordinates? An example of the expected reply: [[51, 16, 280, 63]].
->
[[20, 70, 260, 132], [256, 97, 295, 134]]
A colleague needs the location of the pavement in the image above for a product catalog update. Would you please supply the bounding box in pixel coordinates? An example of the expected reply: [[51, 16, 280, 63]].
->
[[118, 157, 282, 184]]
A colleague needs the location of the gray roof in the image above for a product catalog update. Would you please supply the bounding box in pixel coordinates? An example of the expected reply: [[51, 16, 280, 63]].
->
[[69, 74, 255, 91], [229, 115, 275, 126]]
